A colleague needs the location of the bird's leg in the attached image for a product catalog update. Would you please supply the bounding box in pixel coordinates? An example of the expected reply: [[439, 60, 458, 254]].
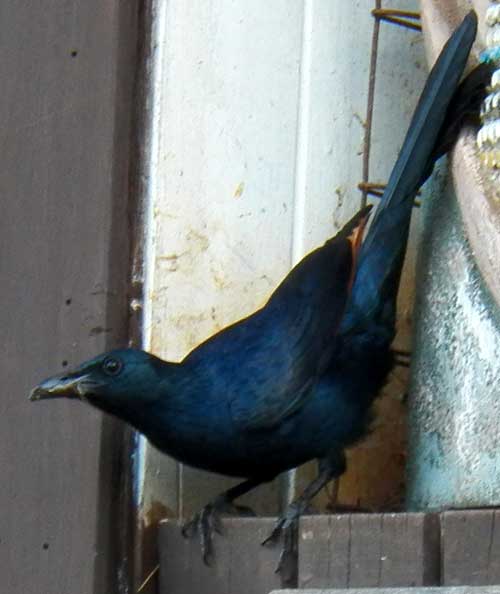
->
[[263, 451, 346, 575], [262, 453, 345, 544], [181, 476, 266, 565]]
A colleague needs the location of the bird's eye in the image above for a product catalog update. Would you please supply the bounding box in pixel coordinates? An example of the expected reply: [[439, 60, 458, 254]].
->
[[102, 357, 123, 376]]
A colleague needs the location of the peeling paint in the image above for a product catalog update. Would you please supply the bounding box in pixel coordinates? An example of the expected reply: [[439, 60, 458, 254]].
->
[[233, 181, 245, 198], [186, 229, 210, 252]]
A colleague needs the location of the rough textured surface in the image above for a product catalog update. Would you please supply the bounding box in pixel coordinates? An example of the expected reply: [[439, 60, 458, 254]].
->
[[159, 512, 500, 591], [159, 513, 442, 592], [0, 1, 137, 593], [298, 514, 440, 589], [407, 167, 500, 510], [442, 510, 500, 585], [159, 518, 283, 594]]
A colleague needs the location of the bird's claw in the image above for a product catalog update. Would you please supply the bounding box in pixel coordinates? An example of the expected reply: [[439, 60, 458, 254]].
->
[[261, 518, 285, 546], [181, 503, 220, 565], [182, 498, 256, 565], [261, 503, 301, 583], [275, 521, 298, 582], [261, 501, 301, 546]]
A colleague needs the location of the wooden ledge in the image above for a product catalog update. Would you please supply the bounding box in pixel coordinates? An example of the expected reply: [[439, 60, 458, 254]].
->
[[159, 511, 500, 594]]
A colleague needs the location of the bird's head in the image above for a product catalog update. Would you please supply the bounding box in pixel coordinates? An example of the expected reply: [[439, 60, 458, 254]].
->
[[29, 349, 169, 416]]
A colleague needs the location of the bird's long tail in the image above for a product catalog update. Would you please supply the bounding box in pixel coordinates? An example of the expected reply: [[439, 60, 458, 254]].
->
[[343, 11, 487, 334]]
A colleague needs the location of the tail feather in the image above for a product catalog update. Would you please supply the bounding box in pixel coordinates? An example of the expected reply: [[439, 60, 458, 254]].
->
[[343, 11, 479, 333], [429, 60, 495, 165]]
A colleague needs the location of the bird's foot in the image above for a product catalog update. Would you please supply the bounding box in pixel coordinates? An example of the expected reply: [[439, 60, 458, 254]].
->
[[181, 502, 220, 565], [262, 502, 303, 582], [262, 500, 306, 546], [181, 496, 256, 565]]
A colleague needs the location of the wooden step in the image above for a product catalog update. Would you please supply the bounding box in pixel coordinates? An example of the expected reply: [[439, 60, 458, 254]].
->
[[159, 513, 440, 594], [159, 511, 500, 594]]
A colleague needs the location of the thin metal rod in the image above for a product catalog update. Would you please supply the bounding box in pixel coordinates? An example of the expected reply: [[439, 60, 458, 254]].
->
[[372, 9, 422, 32], [358, 181, 386, 198], [358, 182, 421, 206], [361, 0, 382, 208]]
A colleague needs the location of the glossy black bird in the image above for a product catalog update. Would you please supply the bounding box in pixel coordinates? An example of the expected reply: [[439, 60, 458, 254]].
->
[[31, 11, 490, 568]]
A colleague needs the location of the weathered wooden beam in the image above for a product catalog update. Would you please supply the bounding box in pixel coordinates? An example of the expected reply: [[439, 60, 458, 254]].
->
[[441, 510, 500, 586], [298, 514, 440, 589], [160, 513, 445, 593], [159, 518, 284, 594]]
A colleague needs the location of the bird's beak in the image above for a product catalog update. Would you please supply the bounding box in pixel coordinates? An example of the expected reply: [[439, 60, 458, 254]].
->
[[29, 371, 92, 401]]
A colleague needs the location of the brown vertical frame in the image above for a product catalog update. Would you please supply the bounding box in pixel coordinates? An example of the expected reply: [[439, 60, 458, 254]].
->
[[0, 1, 139, 592]]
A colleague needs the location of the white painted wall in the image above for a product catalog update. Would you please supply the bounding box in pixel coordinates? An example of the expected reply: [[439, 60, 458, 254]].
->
[[140, 0, 426, 521]]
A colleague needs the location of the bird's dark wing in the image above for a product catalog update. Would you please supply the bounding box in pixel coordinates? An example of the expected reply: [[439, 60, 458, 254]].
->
[[183, 207, 371, 430], [342, 11, 479, 335]]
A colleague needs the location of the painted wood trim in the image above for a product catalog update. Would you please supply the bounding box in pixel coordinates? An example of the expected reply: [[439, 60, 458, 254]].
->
[[0, 1, 139, 592]]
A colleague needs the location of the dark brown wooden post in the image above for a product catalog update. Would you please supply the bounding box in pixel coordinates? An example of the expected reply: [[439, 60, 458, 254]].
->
[[0, 1, 139, 592]]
